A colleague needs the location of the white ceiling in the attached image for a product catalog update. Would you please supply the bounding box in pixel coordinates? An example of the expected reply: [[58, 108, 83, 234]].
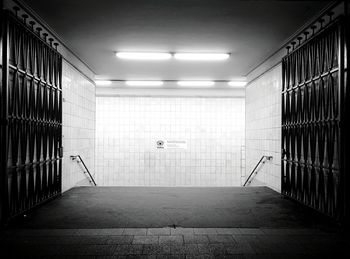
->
[[21, 0, 330, 81]]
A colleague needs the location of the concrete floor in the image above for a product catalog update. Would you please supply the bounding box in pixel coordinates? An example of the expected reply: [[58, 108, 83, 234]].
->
[[11, 186, 336, 229], [1, 186, 348, 258]]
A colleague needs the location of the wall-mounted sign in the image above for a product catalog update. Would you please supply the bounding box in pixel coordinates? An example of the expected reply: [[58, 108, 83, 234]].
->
[[156, 140, 165, 149], [166, 140, 187, 149], [156, 140, 187, 149]]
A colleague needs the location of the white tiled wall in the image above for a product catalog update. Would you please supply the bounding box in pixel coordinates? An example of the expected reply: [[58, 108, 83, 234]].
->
[[245, 64, 282, 191], [62, 61, 96, 192], [96, 97, 245, 186]]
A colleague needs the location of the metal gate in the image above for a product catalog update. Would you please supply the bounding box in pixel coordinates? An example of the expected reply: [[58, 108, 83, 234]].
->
[[0, 11, 62, 223], [281, 18, 346, 219]]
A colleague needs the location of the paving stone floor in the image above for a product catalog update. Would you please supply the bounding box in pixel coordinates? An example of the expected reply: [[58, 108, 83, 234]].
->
[[1, 227, 349, 258]]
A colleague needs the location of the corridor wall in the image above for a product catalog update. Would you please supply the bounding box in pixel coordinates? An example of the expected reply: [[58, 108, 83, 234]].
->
[[95, 96, 245, 186], [61, 62, 95, 192]]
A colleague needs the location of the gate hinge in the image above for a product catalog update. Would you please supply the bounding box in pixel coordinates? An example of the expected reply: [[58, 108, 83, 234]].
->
[[58, 147, 63, 157]]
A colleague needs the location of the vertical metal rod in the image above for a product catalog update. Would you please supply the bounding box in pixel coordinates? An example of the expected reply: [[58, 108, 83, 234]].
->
[[21, 14, 28, 24], [337, 15, 346, 221], [1, 11, 11, 224], [297, 36, 302, 46], [286, 46, 291, 54], [42, 33, 48, 42], [58, 55, 63, 193], [36, 27, 42, 37], [327, 11, 334, 22], [13, 6, 20, 17], [291, 41, 296, 50], [311, 25, 317, 36], [53, 42, 59, 51], [318, 18, 325, 29], [29, 21, 35, 31]]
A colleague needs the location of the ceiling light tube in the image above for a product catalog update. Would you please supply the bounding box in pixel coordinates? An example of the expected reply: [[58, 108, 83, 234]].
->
[[95, 80, 112, 86], [228, 81, 247, 87], [174, 53, 230, 61], [177, 81, 215, 87], [126, 81, 164, 86], [116, 52, 172, 60]]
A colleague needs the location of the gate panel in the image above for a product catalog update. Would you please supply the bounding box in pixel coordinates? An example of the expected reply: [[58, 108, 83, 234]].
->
[[1, 11, 62, 223], [281, 19, 345, 219]]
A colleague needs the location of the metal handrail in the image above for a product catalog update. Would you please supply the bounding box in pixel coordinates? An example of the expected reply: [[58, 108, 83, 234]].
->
[[70, 155, 97, 186], [243, 156, 273, 187]]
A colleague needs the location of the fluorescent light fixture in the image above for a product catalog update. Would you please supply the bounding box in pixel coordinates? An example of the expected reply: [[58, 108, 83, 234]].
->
[[95, 80, 112, 86], [116, 52, 171, 60], [177, 81, 215, 87], [126, 81, 164, 86], [228, 81, 247, 87], [174, 53, 230, 61]]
